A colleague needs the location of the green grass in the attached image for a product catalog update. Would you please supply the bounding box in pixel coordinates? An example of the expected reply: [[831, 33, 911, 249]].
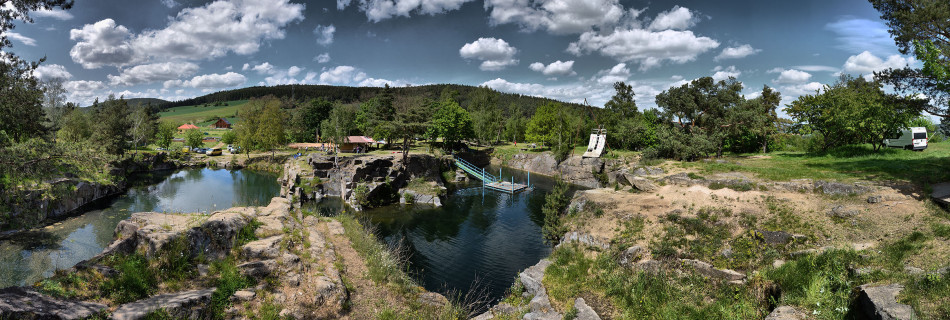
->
[[544, 245, 767, 319], [158, 100, 248, 124], [764, 250, 860, 320], [686, 142, 950, 187], [209, 257, 255, 319], [101, 253, 159, 304]]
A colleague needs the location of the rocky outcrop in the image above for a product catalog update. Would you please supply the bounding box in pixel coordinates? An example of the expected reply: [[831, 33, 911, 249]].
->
[[282, 154, 449, 210], [111, 288, 216, 320], [2, 179, 126, 232], [573, 298, 601, 320], [504, 153, 605, 188], [680, 259, 746, 283], [557, 232, 610, 250], [814, 180, 872, 196], [765, 306, 803, 320], [0, 287, 107, 320], [854, 284, 917, 320]]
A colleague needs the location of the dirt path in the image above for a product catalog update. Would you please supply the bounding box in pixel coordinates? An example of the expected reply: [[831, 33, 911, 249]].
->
[[316, 220, 408, 319]]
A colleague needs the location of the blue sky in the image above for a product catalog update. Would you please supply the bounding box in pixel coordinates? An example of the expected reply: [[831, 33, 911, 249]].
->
[[3, 0, 918, 112]]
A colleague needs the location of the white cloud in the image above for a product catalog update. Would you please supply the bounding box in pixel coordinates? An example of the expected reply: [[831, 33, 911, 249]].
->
[[459, 37, 519, 71], [594, 63, 630, 84], [107, 62, 200, 86], [792, 65, 839, 72], [34, 64, 73, 80], [242, 63, 250, 71], [6, 32, 36, 46], [568, 27, 719, 71], [251, 62, 277, 75], [314, 24, 335, 46], [826, 18, 897, 56], [529, 60, 575, 76], [842, 51, 916, 77], [714, 44, 760, 61], [319, 65, 367, 83], [64, 80, 106, 95], [314, 53, 331, 63], [68, 19, 139, 68], [31, 8, 73, 20], [69, 0, 305, 68], [711, 65, 741, 81], [288, 66, 302, 77], [484, 0, 624, 35], [164, 72, 246, 89], [779, 82, 824, 96], [771, 68, 812, 84], [649, 5, 697, 31], [161, 0, 179, 8], [338, 0, 475, 22]]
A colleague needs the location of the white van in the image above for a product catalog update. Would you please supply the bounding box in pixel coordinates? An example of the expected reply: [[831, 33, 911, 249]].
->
[[883, 127, 928, 151]]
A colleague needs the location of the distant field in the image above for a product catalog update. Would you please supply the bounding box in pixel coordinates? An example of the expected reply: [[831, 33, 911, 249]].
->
[[158, 100, 248, 124]]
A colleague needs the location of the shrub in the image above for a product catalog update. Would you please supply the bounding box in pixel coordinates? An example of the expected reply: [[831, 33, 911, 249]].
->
[[542, 178, 571, 242], [102, 254, 158, 304], [209, 258, 254, 319]]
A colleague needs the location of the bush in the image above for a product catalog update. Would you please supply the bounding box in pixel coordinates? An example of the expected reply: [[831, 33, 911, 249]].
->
[[542, 178, 571, 242], [102, 254, 158, 304], [209, 258, 254, 319]]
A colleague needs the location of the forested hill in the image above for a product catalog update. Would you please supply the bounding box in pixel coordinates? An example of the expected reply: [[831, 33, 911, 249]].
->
[[158, 84, 588, 114], [125, 98, 170, 108]]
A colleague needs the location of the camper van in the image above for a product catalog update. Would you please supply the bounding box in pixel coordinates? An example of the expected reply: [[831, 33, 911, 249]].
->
[[883, 127, 928, 151]]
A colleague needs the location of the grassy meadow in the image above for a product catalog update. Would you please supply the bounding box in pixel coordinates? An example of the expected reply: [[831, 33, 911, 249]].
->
[[158, 100, 248, 125]]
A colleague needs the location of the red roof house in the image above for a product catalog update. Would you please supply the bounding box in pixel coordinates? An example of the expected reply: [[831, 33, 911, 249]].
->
[[178, 124, 199, 131], [339, 136, 375, 152]]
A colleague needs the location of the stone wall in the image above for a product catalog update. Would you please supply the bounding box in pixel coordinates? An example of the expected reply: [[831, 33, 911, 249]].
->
[[501, 153, 607, 189]]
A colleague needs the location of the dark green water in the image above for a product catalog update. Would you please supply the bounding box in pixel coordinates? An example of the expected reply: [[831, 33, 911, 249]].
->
[[0, 168, 280, 288], [309, 165, 557, 303]]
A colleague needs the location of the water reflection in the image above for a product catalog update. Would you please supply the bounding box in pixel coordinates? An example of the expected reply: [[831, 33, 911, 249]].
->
[[0, 168, 280, 288], [307, 166, 570, 304]]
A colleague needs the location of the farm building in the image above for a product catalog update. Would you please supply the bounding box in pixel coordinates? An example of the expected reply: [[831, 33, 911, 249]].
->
[[339, 136, 375, 153], [211, 118, 232, 129], [177, 123, 199, 133]]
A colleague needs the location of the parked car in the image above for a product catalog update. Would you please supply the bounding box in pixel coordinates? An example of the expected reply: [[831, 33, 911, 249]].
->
[[883, 127, 928, 151], [182, 146, 191, 153], [206, 148, 222, 156]]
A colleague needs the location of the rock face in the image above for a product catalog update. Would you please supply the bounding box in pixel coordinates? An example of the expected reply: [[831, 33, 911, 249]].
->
[[855, 284, 917, 320], [284, 154, 449, 210], [3, 179, 126, 231], [557, 232, 610, 250], [757, 230, 805, 245], [505, 153, 605, 188], [828, 205, 862, 219], [765, 306, 803, 320], [618, 246, 644, 267], [627, 177, 658, 192], [0, 287, 107, 320], [814, 180, 871, 196], [111, 288, 216, 320], [574, 298, 601, 320], [680, 259, 746, 282]]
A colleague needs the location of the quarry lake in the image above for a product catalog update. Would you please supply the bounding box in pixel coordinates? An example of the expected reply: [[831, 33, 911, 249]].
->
[[0, 168, 281, 288]]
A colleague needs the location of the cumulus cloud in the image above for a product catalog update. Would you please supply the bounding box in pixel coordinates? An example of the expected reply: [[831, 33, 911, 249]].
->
[[529, 60, 575, 76], [648, 6, 697, 31], [338, 0, 475, 22], [107, 62, 200, 86], [65, 80, 106, 95], [316, 65, 404, 87], [314, 24, 335, 45], [69, 0, 305, 68], [251, 62, 277, 75], [68, 19, 139, 68], [770, 68, 812, 84], [459, 37, 519, 71], [32, 8, 73, 20], [714, 44, 760, 61], [164, 72, 246, 89], [161, 0, 179, 8], [484, 0, 624, 35], [568, 27, 718, 71], [780, 82, 824, 96], [842, 51, 916, 77], [6, 32, 36, 46], [314, 53, 331, 63], [594, 63, 630, 84], [34, 64, 73, 80], [711, 65, 740, 81]]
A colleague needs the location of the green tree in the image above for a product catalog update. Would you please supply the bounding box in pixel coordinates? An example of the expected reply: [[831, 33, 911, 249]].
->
[[393, 98, 429, 162], [470, 86, 502, 145], [426, 99, 473, 150], [155, 122, 176, 150], [504, 112, 525, 143], [870, 0, 950, 117], [129, 106, 159, 151], [541, 178, 570, 242], [220, 129, 236, 145], [185, 128, 203, 150], [654, 76, 745, 157], [234, 96, 286, 157], [785, 75, 927, 151], [236, 100, 263, 159], [92, 95, 131, 156], [321, 104, 357, 167], [57, 108, 92, 143], [258, 98, 287, 156], [290, 98, 332, 142]]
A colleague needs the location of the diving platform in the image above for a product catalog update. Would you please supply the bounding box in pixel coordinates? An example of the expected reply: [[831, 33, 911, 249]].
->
[[454, 157, 531, 194]]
